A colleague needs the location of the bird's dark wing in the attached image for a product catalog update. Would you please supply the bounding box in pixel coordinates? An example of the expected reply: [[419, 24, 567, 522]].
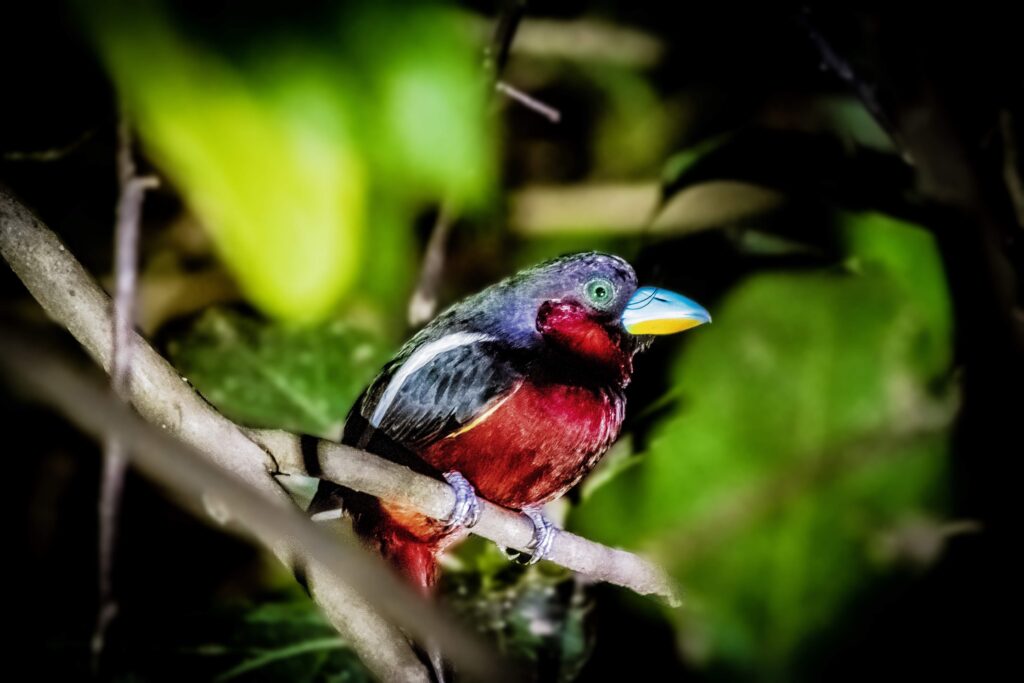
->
[[349, 334, 522, 452], [306, 334, 521, 523]]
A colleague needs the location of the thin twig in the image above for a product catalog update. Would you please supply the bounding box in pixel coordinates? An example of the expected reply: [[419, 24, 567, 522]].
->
[[496, 80, 561, 123], [93, 116, 159, 668], [254, 431, 680, 604], [483, 0, 528, 77], [406, 0, 533, 327], [1000, 110, 1024, 229], [798, 10, 910, 163], [408, 202, 456, 327], [487, 4, 561, 123]]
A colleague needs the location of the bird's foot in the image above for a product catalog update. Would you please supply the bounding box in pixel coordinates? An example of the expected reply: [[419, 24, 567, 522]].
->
[[503, 506, 556, 566], [443, 471, 481, 530]]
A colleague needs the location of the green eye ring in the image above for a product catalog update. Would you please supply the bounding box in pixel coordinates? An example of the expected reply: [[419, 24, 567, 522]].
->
[[583, 278, 616, 308]]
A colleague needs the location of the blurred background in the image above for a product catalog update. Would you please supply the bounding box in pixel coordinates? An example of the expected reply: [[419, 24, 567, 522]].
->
[[1, 1, 1020, 681]]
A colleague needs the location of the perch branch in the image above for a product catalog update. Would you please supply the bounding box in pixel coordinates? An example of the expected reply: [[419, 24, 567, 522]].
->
[[255, 431, 679, 604], [1, 183, 678, 604], [0, 185, 678, 604]]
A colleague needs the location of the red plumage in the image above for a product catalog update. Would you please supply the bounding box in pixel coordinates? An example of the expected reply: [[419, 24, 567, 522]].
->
[[368, 314, 627, 589], [308, 252, 708, 593]]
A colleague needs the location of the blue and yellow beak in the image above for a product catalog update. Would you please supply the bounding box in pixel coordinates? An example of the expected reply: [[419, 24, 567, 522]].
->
[[620, 286, 711, 335]]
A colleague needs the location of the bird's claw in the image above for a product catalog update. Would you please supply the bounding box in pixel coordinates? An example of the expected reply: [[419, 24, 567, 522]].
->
[[503, 506, 556, 565], [443, 471, 481, 530]]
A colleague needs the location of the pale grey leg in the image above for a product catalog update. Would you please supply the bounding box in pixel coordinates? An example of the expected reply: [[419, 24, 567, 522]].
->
[[503, 506, 556, 565], [442, 471, 481, 530]]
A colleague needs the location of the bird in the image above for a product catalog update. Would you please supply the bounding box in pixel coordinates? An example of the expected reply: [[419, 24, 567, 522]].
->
[[306, 251, 710, 592]]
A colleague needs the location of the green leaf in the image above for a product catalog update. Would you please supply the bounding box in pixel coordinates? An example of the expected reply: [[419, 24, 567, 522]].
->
[[570, 213, 955, 676], [83, 1, 494, 322], [208, 600, 373, 683], [215, 637, 346, 682], [86, 3, 366, 322], [109, 598, 372, 682], [166, 308, 391, 436]]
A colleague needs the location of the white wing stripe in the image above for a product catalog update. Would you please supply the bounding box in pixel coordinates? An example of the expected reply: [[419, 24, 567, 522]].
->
[[370, 332, 495, 428]]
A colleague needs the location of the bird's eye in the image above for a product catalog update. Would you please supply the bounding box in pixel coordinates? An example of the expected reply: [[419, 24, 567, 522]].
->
[[583, 278, 616, 308]]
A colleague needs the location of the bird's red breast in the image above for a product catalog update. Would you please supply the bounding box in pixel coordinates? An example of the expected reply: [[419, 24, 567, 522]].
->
[[426, 378, 624, 507], [309, 252, 709, 592], [378, 377, 625, 552]]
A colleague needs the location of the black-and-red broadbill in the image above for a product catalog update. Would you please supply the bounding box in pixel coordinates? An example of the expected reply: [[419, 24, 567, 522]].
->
[[307, 252, 710, 591]]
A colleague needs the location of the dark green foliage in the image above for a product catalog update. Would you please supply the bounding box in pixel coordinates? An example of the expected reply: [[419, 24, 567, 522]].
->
[[166, 307, 392, 436], [571, 212, 956, 676], [110, 599, 373, 683], [442, 540, 596, 683]]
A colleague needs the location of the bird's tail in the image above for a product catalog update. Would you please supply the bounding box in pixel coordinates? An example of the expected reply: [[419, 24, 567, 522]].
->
[[302, 474, 442, 591], [354, 505, 452, 682], [374, 518, 441, 592], [293, 475, 450, 679]]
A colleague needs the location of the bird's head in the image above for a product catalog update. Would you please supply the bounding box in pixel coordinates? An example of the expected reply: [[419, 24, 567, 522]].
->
[[469, 252, 710, 384]]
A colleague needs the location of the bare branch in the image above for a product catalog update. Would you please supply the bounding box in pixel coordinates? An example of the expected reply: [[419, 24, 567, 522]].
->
[[94, 116, 160, 665], [253, 434, 679, 604], [0, 330, 493, 682], [407, 202, 456, 328], [500, 18, 666, 68], [0, 186, 490, 683], [483, 0, 528, 78], [1000, 110, 1024, 229], [496, 80, 561, 123]]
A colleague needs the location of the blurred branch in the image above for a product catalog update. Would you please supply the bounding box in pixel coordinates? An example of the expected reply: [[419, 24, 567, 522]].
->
[[1000, 110, 1024, 229], [475, 17, 666, 68], [509, 181, 783, 236], [94, 117, 159, 665], [408, 202, 456, 327], [0, 186, 489, 683], [799, 7, 1023, 320], [0, 330, 484, 683], [798, 10, 908, 161], [483, 0, 527, 77], [0, 182, 679, 638]]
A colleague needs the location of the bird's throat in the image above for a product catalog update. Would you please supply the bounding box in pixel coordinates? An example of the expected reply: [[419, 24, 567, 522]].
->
[[537, 300, 633, 385]]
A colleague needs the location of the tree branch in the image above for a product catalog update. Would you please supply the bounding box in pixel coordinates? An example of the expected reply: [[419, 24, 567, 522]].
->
[[254, 430, 679, 604], [94, 115, 159, 665], [0, 329, 491, 683], [407, 201, 456, 327], [1, 183, 679, 658], [495, 80, 561, 123], [0, 185, 483, 683]]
